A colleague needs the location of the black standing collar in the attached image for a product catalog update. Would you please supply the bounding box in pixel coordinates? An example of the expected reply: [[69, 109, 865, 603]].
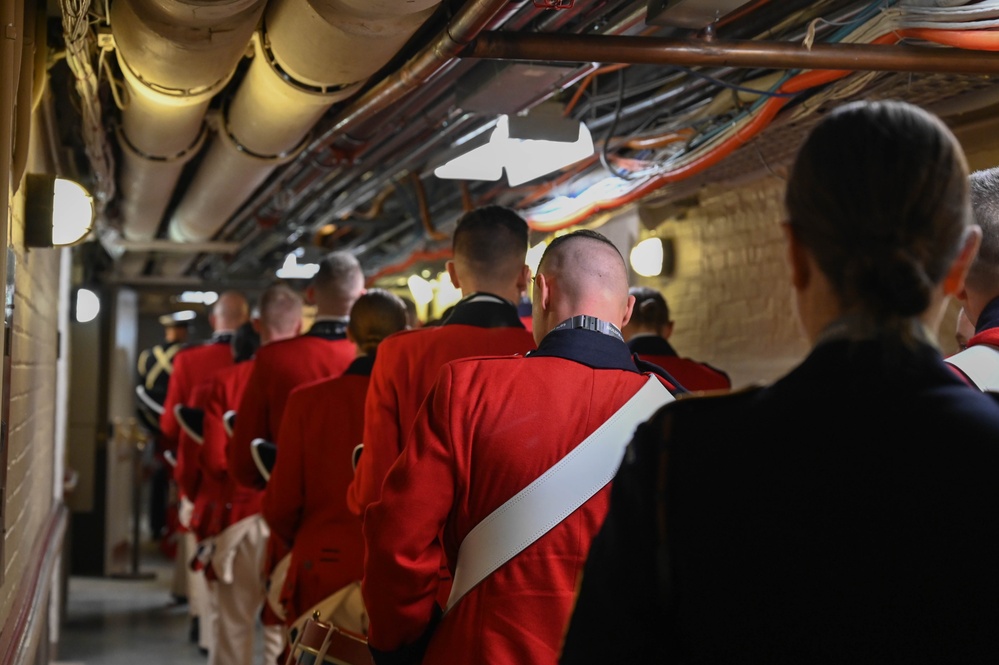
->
[[627, 335, 678, 358], [529, 328, 642, 373], [977, 297, 999, 335], [306, 319, 349, 341], [345, 354, 375, 377], [529, 328, 686, 393], [443, 293, 525, 329]]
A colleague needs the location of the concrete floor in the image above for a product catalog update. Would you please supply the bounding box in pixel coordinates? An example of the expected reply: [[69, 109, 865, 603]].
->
[[53, 547, 210, 665]]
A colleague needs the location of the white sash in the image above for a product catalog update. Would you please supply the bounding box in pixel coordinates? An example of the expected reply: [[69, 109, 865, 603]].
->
[[445, 375, 674, 611], [945, 344, 999, 391]]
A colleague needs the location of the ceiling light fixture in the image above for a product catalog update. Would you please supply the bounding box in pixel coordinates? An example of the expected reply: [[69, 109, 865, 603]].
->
[[275, 253, 320, 279], [434, 103, 594, 187]]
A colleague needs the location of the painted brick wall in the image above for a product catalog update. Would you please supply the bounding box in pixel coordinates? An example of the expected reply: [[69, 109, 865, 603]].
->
[[637, 175, 809, 389], [0, 178, 60, 653]]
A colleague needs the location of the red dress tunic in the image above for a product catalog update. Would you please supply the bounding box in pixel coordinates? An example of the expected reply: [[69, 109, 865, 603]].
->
[[362, 329, 674, 665], [228, 335, 356, 490], [348, 295, 535, 518], [627, 335, 731, 392], [261, 356, 373, 623], [200, 360, 263, 537], [159, 336, 234, 454]]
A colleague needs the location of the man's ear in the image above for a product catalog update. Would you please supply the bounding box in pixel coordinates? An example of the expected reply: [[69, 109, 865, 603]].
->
[[784, 222, 810, 291], [536, 273, 551, 312], [446, 260, 461, 290], [621, 294, 636, 329], [304, 285, 316, 306], [943, 225, 982, 297], [662, 321, 675, 339]]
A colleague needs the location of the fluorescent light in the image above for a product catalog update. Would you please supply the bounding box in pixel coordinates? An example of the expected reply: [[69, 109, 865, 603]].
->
[[630, 237, 665, 277], [434, 113, 594, 187], [276, 253, 320, 279], [76, 288, 101, 323], [496, 116, 595, 187]]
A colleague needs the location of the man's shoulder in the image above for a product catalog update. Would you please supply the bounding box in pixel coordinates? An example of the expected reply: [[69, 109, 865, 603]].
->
[[257, 334, 352, 361]]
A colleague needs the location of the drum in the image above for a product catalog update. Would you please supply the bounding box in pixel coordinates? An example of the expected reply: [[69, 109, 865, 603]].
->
[[287, 612, 374, 665]]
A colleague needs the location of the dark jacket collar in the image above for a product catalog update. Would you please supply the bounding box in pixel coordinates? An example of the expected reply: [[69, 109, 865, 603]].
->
[[345, 354, 375, 377], [977, 297, 999, 335], [306, 319, 349, 340], [627, 334, 678, 357], [529, 328, 643, 373], [442, 292, 524, 329]]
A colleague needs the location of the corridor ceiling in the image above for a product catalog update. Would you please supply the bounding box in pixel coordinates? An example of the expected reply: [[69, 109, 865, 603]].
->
[[45, 0, 999, 290]]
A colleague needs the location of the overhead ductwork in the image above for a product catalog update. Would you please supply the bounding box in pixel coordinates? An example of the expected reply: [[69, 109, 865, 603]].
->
[[165, 0, 443, 246], [110, 0, 266, 243]]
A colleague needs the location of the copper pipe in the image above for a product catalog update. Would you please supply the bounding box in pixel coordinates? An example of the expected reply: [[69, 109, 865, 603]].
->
[[459, 181, 475, 212], [411, 173, 448, 241], [349, 182, 396, 221], [313, 0, 518, 152], [466, 32, 999, 75]]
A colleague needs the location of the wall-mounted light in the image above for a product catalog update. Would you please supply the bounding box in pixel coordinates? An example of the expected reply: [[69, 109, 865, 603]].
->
[[407, 274, 434, 306], [630, 237, 676, 278], [434, 103, 594, 187], [75, 288, 101, 323], [25, 174, 95, 248]]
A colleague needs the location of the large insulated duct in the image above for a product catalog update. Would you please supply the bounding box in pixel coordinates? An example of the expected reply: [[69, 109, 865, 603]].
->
[[166, 0, 442, 245], [110, 0, 266, 241]]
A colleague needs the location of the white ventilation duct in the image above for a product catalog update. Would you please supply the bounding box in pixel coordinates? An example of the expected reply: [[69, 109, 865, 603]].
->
[[110, 0, 267, 242], [166, 0, 442, 245]]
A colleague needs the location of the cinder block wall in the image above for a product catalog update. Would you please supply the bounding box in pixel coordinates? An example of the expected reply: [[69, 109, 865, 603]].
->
[[636, 176, 809, 389], [0, 175, 61, 657]]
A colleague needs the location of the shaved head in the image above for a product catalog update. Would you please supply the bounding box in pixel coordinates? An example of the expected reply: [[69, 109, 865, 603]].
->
[[310, 251, 365, 317], [532, 230, 633, 343], [211, 290, 250, 332], [257, 283, 303, 343]]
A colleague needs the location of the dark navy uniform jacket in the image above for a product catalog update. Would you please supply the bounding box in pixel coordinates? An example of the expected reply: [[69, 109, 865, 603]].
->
[[561, 334, 999, 664]]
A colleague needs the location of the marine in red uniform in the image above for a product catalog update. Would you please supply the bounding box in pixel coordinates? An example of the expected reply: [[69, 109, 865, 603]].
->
[[229, 252, 365, 491], [348, 206, 537, 518], [948, 166, 999, 389], [160, 291, 250, 455], [262, 290, 408, 629], [362, 230, 682, 665], [623, 286, 731, 392], [159, 290, 249, 650]]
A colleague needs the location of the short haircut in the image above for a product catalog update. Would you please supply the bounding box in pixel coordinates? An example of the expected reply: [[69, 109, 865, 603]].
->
[[538, 228, 624, 272], [348, 289, 408, 355], [452, 206, 529, 280], [312, 251, 364, 301], [257, 282, 303, 336], [629, 286, 671, 329], [967, 167, 999, 292]]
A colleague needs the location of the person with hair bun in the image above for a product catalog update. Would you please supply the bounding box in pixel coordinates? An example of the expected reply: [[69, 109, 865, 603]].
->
[[560, 100, 999, 664], [262, 289, 409, 635], [624, 286, 731, 391]]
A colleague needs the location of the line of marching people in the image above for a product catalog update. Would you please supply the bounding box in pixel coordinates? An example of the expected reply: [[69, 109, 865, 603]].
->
[[150, 99, 999, 665], [150, 204, 731, 665]]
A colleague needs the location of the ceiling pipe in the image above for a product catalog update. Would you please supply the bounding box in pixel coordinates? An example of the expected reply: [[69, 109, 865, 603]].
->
[[311, 0, 522, 154], [109, 0, 266, 241], [164, 0, 444, 247], [466, 32, 999, 74]]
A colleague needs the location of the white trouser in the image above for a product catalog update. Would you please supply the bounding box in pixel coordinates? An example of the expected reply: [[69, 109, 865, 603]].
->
[[209, 515, 284, 665]]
